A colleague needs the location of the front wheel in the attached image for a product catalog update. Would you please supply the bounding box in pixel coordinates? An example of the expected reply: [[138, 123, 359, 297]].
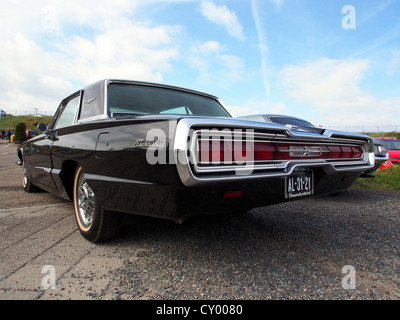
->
[[73, 166, 124, 243], [22, 161, 39, 193]]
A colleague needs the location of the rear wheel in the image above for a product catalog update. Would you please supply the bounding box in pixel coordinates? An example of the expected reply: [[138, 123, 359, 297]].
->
[[73, 166, 124, 243]]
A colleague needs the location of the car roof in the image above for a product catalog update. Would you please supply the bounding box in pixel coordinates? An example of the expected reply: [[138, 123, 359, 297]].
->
[[89, 79, 220, 100]]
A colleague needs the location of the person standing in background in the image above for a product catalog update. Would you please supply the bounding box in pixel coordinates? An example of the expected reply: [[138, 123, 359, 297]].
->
[[7, 128, 12, 143]]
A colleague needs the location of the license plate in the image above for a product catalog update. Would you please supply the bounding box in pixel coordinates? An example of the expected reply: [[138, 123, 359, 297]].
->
[[284, 171, 314, 199]]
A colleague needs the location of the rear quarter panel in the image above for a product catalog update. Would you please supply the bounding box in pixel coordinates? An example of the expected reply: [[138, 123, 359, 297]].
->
[[50, 118, 181, 198]]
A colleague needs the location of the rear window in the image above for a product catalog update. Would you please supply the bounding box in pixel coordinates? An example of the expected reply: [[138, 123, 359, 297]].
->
[[269, 116, 314, 127], [107, 84, 231, 118]]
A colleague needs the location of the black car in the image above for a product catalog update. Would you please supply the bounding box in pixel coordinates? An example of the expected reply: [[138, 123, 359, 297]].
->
[[17, 79, 375, 242]]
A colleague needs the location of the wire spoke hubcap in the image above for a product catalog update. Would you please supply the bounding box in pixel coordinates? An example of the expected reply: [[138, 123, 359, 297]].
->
[[77, 178, 95, 227]]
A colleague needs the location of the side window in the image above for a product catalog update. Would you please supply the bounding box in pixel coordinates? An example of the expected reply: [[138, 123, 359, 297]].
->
[[54, 95, 80, 129]]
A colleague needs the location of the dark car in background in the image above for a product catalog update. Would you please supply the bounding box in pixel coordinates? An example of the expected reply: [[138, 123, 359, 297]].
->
[[239, 114, 318, 132], [26, 130, 38, 140], [367, 139, 388, 173]]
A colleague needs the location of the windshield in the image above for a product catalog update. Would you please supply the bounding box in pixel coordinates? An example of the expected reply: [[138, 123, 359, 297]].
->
[[384, 139, 400, 150], [108, 83, 231, 118]]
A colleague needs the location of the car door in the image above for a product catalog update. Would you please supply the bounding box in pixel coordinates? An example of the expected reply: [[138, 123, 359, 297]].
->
[[26, 97, 76, 191], [48, 92, 83, 187], [32, 92, 81, 191], [27, 132, 57, 191]]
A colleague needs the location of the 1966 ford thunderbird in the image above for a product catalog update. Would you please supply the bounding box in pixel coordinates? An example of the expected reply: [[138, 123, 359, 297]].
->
[[17, 79, 375, 242]]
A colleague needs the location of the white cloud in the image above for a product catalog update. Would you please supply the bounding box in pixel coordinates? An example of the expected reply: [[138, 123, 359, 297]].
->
[[279, 58, 400, 126], [0, 35, 74, 114], [199, 0, 246, 42], [0, 2, 182, 115], [191, 40, 223, 56], [60, 22, 181, 84], [0, 0, 139, 40], [280, 58, 369, 109], [270, 103, 287, 114], [251, 0, 270, 98], [269, 0, 284, 11], [386, 50, 400, 75], [188, 41, 246, 88], [224, 105, 259, 117]]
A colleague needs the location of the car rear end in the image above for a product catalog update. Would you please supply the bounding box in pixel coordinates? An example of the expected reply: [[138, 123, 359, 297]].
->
[[172, 118, 374, 218]]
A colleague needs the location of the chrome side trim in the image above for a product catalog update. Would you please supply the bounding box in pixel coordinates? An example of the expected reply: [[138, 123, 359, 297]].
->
[[84, 173, 154, 185], [77, 114, 109, 124], [34, 166, 52, 173], [181, 162, 375, 186]]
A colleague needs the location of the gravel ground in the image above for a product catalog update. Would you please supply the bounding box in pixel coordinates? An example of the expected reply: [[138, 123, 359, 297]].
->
[[107, 188, 400, 300]]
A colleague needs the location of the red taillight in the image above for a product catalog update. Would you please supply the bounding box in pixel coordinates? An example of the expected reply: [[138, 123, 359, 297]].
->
[[254, 142, 276, 161], [198, 140, 363, 163], [351, 146, 363, 159], [327, 145, 341, 159], [198, 140, 255, 163], [340, 146, 352, 158], [198, 141, 225, 163]]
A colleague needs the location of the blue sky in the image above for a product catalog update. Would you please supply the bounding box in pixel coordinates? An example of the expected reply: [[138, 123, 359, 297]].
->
[[0, 0, 399, 128]]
